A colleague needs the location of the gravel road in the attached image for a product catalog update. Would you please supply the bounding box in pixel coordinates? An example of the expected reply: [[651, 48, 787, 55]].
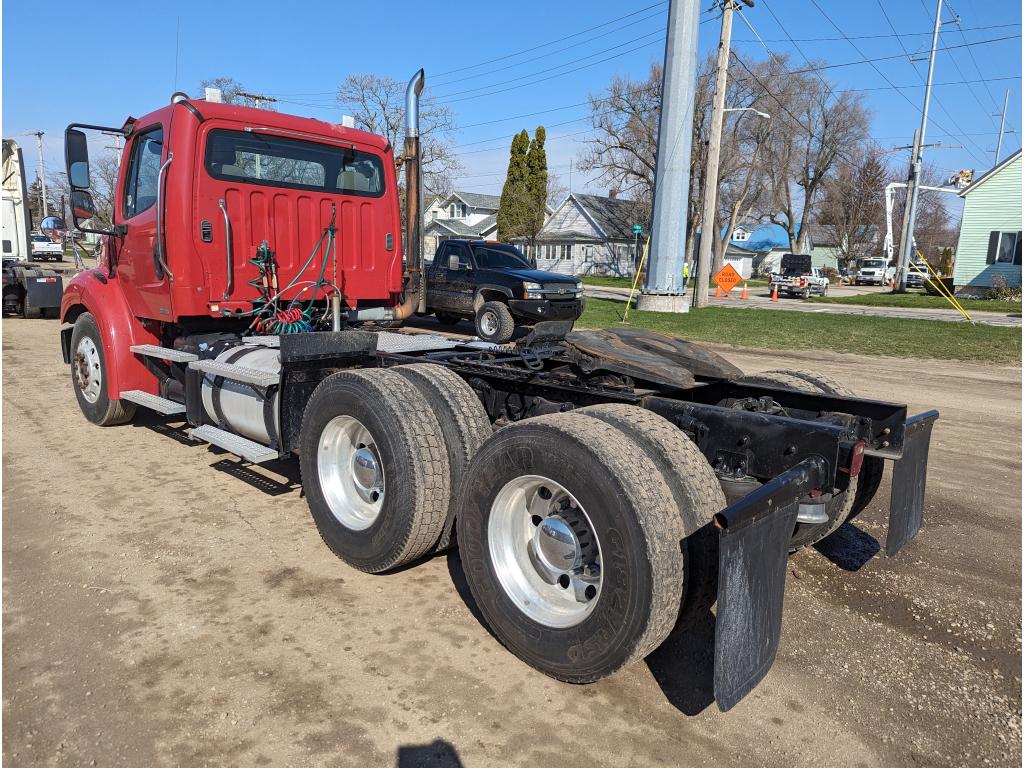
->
[[3, 316, 1020, 767]]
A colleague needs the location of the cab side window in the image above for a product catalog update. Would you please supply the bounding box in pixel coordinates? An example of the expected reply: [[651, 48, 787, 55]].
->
[[122, 127, 164, 219]]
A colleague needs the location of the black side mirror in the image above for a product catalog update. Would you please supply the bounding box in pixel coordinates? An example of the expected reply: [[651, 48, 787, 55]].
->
[[448, 254, 460, 271], [66, 129, 91, 189]]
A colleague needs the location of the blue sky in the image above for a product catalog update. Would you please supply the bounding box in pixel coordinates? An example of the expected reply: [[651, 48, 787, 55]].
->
[[3, 0, 1021, 206]]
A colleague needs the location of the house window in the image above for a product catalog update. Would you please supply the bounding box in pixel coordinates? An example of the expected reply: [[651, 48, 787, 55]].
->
[[987, 231, 1023, 265], [561, 244, 571, 260], [733, 229, 750, 242], [461, 204, 468, 217], [431, 210, 438, 220], [449, 204, 456, 217]]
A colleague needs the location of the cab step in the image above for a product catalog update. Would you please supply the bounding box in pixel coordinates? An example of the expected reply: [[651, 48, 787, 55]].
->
[[119, 390, 186, 415], [190, 424, 278, 463], [188, 359, 279, 387], [130, 344, 198, 363]]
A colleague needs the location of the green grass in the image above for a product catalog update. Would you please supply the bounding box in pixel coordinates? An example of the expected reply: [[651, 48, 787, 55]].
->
[[809, 292, 1022, 314], [577, 298, 1021, 364]]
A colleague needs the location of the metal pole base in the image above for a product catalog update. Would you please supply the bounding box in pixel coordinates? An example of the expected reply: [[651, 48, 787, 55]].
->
[[636, 292, 690, 313]]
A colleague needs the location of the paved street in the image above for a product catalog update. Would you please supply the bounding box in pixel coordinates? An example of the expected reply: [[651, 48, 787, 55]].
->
[[585, 283, 1024, 327]]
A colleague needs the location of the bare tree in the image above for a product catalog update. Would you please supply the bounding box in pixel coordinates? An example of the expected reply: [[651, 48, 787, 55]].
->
[[886, 161, 957, 264], [758, 55, 871, 253], [577, 63, 663, 224], [817, 145, 888, 271], [546, 170, 567, 209], [337, 74, 461, 197]]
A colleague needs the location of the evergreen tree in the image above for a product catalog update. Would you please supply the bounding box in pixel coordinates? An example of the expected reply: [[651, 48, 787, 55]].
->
[[524, 126, 548, 246], [497, 130, 530, 241]]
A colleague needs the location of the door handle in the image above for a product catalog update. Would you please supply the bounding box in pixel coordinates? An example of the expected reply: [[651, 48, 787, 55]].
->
[[218, 199, 233, 298]]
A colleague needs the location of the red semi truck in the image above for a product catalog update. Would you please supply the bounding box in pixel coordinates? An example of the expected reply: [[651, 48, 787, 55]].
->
[[59, 71, 938, 712]]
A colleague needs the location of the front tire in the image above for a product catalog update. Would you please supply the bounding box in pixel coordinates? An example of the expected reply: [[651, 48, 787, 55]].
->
[[475, 301, 515, 344], [69, 312, 136, 426], [457, 412, 684, 683], [299, 369, 451, 573]]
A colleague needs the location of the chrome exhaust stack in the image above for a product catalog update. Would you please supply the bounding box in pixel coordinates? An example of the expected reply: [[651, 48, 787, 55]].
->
[[392, 69, 426, 320]]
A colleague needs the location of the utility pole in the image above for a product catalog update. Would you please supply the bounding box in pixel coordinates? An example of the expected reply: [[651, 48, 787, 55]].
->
[[895, 0, 942, 292], [236, 91, 277, 111], [994, 88, 1009, 164], [639, 0, 702, 314], [693, 0, 752, 309], [29, 131, 48, 218]]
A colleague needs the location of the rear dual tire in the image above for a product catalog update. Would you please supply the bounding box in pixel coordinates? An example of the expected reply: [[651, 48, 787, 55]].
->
[[457, 408, 724, 683], [299, 365, 491, 571]]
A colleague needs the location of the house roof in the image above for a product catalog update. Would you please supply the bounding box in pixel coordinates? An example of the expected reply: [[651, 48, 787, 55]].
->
[[958, 149, 1022, 197], [726, 222, 799, 253], [570, 193, 639, 240], [426, 213, 497, 238], [449, 191, 501, 210]]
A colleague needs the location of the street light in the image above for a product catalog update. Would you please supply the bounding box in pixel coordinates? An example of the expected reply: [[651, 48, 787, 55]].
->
[[723, 107, 771, 119]]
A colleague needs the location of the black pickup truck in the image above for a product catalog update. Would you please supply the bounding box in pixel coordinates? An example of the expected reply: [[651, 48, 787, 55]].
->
[[425, 239, 584, 343]]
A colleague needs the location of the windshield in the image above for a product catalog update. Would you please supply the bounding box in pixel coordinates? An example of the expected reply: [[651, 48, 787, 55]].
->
[[861, 260, 885, 268], [31, 235, 49, 243], [473, 245, 530, 270]]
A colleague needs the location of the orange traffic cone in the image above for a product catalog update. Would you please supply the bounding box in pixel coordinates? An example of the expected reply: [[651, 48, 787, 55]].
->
[[889, 277, 895, 289], [771, 284, 779, 302], [715, 284, 723, 298], [741, 283, 749, 300]]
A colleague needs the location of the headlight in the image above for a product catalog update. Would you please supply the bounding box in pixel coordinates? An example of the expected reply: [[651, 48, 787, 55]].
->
[[574, 281, 583, 292], [523, 281, 544, 299], [523, 281, 543, 291]]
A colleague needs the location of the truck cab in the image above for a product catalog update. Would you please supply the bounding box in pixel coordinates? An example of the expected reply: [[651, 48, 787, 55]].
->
[[855, 257, 896, 286], [426, 239, 583, 343]]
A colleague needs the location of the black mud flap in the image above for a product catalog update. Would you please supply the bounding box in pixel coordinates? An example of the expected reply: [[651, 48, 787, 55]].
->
[[711, 457, 828, 712], [885, 410, 939, 556]]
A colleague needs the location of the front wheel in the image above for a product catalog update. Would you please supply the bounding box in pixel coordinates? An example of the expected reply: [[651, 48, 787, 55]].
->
[[475, 301, 515, 344], [69, 312, 136, 426]]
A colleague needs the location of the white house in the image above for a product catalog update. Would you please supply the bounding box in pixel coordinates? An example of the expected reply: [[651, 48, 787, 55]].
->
[[521, 193, 641, 276], [423, 191, 500, 257]]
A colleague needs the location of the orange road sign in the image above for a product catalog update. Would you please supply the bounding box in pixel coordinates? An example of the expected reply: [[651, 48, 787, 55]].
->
[[713, 263, 743, 294]]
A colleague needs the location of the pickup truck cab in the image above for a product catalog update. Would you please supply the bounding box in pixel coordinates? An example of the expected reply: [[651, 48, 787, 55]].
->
[[426, 239, 583, 343], [29, 233, 63, 262], [770, 253, 829, 298]]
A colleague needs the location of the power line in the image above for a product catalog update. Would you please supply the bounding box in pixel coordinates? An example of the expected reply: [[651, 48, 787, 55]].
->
[[807, 0, 990, 165], [432, 2, 667, 78], [432, 28, 667, 100], [731, 21, 1019, 44]]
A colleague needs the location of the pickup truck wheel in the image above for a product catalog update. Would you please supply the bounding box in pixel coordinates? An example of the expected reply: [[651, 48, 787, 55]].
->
[[475, 301, 515, 344], [391, 363, 492, 551], [457, 412, 684, 683], [579, 404, 725, 629], [801, 287, 811, 299], [740, 368, 883, 549], [822, 284, 829, 296], [299, 369, 450, 573], [69, 312, 136, 426], [435, 312, 462, 326]]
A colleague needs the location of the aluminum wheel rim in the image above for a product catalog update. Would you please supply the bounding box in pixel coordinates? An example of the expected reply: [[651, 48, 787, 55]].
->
[[317, 415, 385, 531], [74, 337, 102, 404], [488, 475, 603, 628], [479, 310, 498, 337]]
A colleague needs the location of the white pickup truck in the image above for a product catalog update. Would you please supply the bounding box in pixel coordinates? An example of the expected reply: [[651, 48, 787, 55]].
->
[[770, 254, 829, 298], [29, 233, 62, 262]]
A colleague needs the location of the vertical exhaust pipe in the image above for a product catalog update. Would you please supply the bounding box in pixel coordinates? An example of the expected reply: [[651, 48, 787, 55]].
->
[[393, 69, 425, 320]]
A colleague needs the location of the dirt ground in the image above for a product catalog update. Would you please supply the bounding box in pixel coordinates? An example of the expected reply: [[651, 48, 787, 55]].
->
[[3, 315, 1021, 767]]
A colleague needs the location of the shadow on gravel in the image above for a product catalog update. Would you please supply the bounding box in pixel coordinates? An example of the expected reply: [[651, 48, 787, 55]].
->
[[397, 739, 463, 767], [134, 412, 197, 446], [813, 522, 880, 571], [445, 549, 491, 637], [645, 612, 717, 716], [209, 458, 300, 497]]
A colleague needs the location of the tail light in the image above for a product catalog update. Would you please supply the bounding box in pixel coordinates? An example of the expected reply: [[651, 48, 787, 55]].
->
[[848, 440, 866, 477]]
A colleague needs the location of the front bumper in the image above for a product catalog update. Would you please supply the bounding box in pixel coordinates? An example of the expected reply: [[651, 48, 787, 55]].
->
[[508, 298, 583, 322], [709, 409, 939, 711]]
